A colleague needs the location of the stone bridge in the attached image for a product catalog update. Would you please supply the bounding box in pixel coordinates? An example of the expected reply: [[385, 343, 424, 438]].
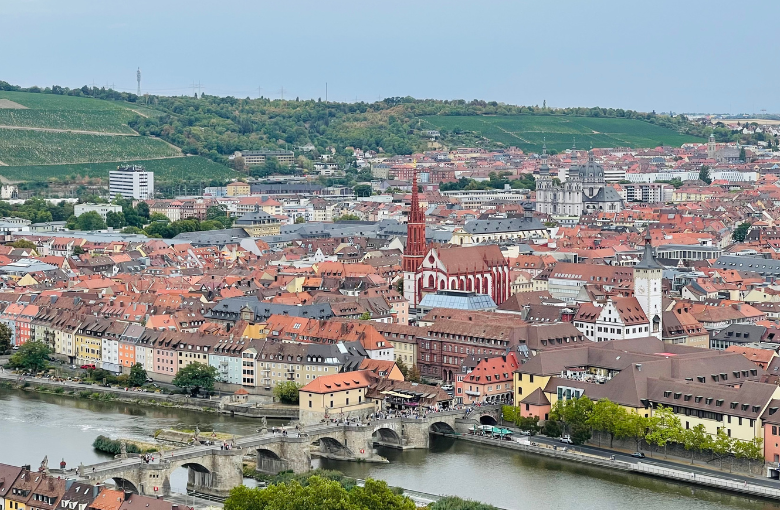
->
[[80, 406, 501, 498]]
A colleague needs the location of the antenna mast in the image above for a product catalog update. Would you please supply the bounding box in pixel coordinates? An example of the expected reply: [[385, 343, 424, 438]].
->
[[136, 68, 141, 96]]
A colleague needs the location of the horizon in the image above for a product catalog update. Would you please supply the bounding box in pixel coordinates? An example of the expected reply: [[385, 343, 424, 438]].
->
[[1, 0, 777, 115]]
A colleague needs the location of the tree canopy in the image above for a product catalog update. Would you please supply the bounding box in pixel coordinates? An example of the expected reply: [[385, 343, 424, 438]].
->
[[9, 340, 52, 373], [224, 476, 415, 510], [172, 362, 218, 395]]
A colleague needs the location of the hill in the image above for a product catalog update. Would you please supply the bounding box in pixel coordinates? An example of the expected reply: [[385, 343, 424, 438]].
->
[[420, 115, 702, 153], [0, 82, 719, 188]]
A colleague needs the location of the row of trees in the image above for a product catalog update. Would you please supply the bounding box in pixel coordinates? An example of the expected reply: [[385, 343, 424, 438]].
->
[[439, 172, 536, 192], [504, 396, 764, 469]]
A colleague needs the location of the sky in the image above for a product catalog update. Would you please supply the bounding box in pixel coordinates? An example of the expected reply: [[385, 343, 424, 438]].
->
[[1, 0, 777, 114]]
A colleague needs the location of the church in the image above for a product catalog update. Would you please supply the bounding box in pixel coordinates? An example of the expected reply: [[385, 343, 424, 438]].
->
[[402, 167, 510, 307], [535, 146, 624, 217]]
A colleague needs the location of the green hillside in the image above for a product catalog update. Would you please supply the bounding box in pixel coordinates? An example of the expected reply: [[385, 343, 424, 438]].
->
[[421, 115, 704, 152], [0, 91, 138, 133], [0, 156, 237, 185], [0, 129, 180, 166]]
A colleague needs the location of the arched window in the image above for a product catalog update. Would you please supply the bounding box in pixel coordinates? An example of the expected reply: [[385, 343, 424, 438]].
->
[[428, 274, 435, 288]]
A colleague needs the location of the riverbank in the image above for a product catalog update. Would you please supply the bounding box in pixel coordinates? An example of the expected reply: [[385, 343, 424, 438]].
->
[[456, 433, 780, 502], [0, 374, 298, 419]]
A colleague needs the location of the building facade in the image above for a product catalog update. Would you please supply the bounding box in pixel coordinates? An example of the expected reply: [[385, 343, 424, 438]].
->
[[109, 165, 154, 200]]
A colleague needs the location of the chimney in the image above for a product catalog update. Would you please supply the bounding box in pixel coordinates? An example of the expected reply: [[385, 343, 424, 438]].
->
[[635, 363, 642, 371], [124, 491, 133, 501]]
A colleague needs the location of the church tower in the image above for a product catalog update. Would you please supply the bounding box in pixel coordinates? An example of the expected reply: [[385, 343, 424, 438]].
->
[[634, 231, 663, 339], [707, 134, 716, 160], [535, 142, 553, 214], [403, 162, 427, 308]]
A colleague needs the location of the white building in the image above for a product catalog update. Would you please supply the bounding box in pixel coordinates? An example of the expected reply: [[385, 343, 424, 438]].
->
[[109, 165, 155, 200], [573, 297, 652, 342], [633, 231, 664, 339], [74, 203, 122, 220]]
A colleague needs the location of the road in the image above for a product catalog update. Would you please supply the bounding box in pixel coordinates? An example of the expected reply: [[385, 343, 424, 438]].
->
[[482, 429, 780, 490]]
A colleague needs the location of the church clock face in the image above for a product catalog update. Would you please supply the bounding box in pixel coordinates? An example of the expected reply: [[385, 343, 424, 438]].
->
[[635, 279, 646, 295]]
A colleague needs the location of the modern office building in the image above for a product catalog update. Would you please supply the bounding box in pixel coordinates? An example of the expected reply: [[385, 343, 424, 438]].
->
[[109, 165, 154, 200]]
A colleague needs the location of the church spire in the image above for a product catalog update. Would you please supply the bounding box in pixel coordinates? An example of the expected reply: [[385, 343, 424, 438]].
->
[[634, 230, 663, 270], [539, 138, 549, 176]]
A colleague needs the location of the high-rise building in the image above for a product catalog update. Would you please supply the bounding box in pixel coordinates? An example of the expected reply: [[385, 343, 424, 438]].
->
[[402, 165, 427, 308], [109, 165, 154, 200]]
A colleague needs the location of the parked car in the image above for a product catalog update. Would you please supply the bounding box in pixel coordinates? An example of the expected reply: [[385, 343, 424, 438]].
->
[[80, 364, 96, 370], [559, 435, 573, 444], [441, 384, 454, 392], [631, 452, 645, 459]]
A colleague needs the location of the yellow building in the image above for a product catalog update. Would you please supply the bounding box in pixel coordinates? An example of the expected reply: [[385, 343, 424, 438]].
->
[[226, 182, 251, 197], [75, 319, 104, 365], [234, 209, 282, 237], [298, 370, 377, 425]]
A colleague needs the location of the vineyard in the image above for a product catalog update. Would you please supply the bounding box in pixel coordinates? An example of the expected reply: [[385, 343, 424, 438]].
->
[[420, 115, 703, 152], [0, 129, 180, 166], [0, 91, 138, 133], [0, 156, 237, 184]]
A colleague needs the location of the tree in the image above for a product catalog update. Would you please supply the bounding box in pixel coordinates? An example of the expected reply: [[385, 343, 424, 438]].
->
[[430, 496, 500, 510], [359, 311, 371, 320], [710, 428, 734, 470], [294, 216, 306, 224], [682, 424, 711, 464], [616, 412, 649, 452], [732, 222, 751, 243], [8, 240, 36, 250], [644, 405, 682, 458], [550, 395, 593, 435], [541, 420, 562, 438], [735, 437, 763, 474], [353, 184, 372, 197], [224, 475, 415, 510], [395, 358, 409, 379], [232, 156, 246, 172], [105, 211, 126, 229], [135, 202, 150, 222], [172, 362, 218, 396], [72, 246, 85, 255], [516, 415, 540, 436], [587, 399, 624, 447], [406, 365, 421, 383], [699, 165, 712, 185], [8, 340, 52, 373], [739, 147, 746, 162], [273, 381, 302, 404], [334, 213, 360, 222], [0, 323, 11, 354], [75, 211, 106, 231], [128, 363, 148, 387]]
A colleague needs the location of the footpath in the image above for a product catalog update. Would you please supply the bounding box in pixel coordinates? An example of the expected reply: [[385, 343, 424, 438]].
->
[[456, 432, 780, 501], [0, 371, 297, 419]]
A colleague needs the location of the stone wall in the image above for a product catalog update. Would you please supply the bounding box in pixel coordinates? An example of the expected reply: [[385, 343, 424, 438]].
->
[[589, 430, 767, 477]]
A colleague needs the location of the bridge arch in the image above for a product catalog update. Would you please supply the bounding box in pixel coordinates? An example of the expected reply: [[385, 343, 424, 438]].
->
[[169, 461, 213, 496], [102, 477, 139, 494], [429, 422, 456, 435], [313, 436, 353, 457], [479, 415, 498, 426], [256, 448, 288, 475], [372, 427, 402, 447]]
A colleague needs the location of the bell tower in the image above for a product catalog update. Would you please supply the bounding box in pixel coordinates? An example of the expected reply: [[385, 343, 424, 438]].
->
[[634, 230, 663, 339], [403, 161, 427, 308]]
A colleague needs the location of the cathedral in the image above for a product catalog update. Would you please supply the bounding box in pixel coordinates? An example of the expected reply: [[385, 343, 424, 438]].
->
[[535, 145, 623, 217]]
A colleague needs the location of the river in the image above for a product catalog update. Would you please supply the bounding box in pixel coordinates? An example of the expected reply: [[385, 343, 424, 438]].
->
[[1, 389, 778, 510]]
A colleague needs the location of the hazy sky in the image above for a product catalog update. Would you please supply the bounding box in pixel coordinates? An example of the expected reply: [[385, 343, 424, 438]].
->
[[1, 0, 777, 114]]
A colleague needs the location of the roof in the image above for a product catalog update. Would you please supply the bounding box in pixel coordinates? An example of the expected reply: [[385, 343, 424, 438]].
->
[[520, 387, 550, 406], [299, 370, 375, 394]]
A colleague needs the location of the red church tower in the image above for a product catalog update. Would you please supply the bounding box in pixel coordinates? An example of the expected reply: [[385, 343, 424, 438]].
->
[[402, 164, 427, 308]]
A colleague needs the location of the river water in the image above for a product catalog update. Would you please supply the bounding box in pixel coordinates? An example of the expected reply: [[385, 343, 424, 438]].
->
[[1, 389, 778, 510]]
